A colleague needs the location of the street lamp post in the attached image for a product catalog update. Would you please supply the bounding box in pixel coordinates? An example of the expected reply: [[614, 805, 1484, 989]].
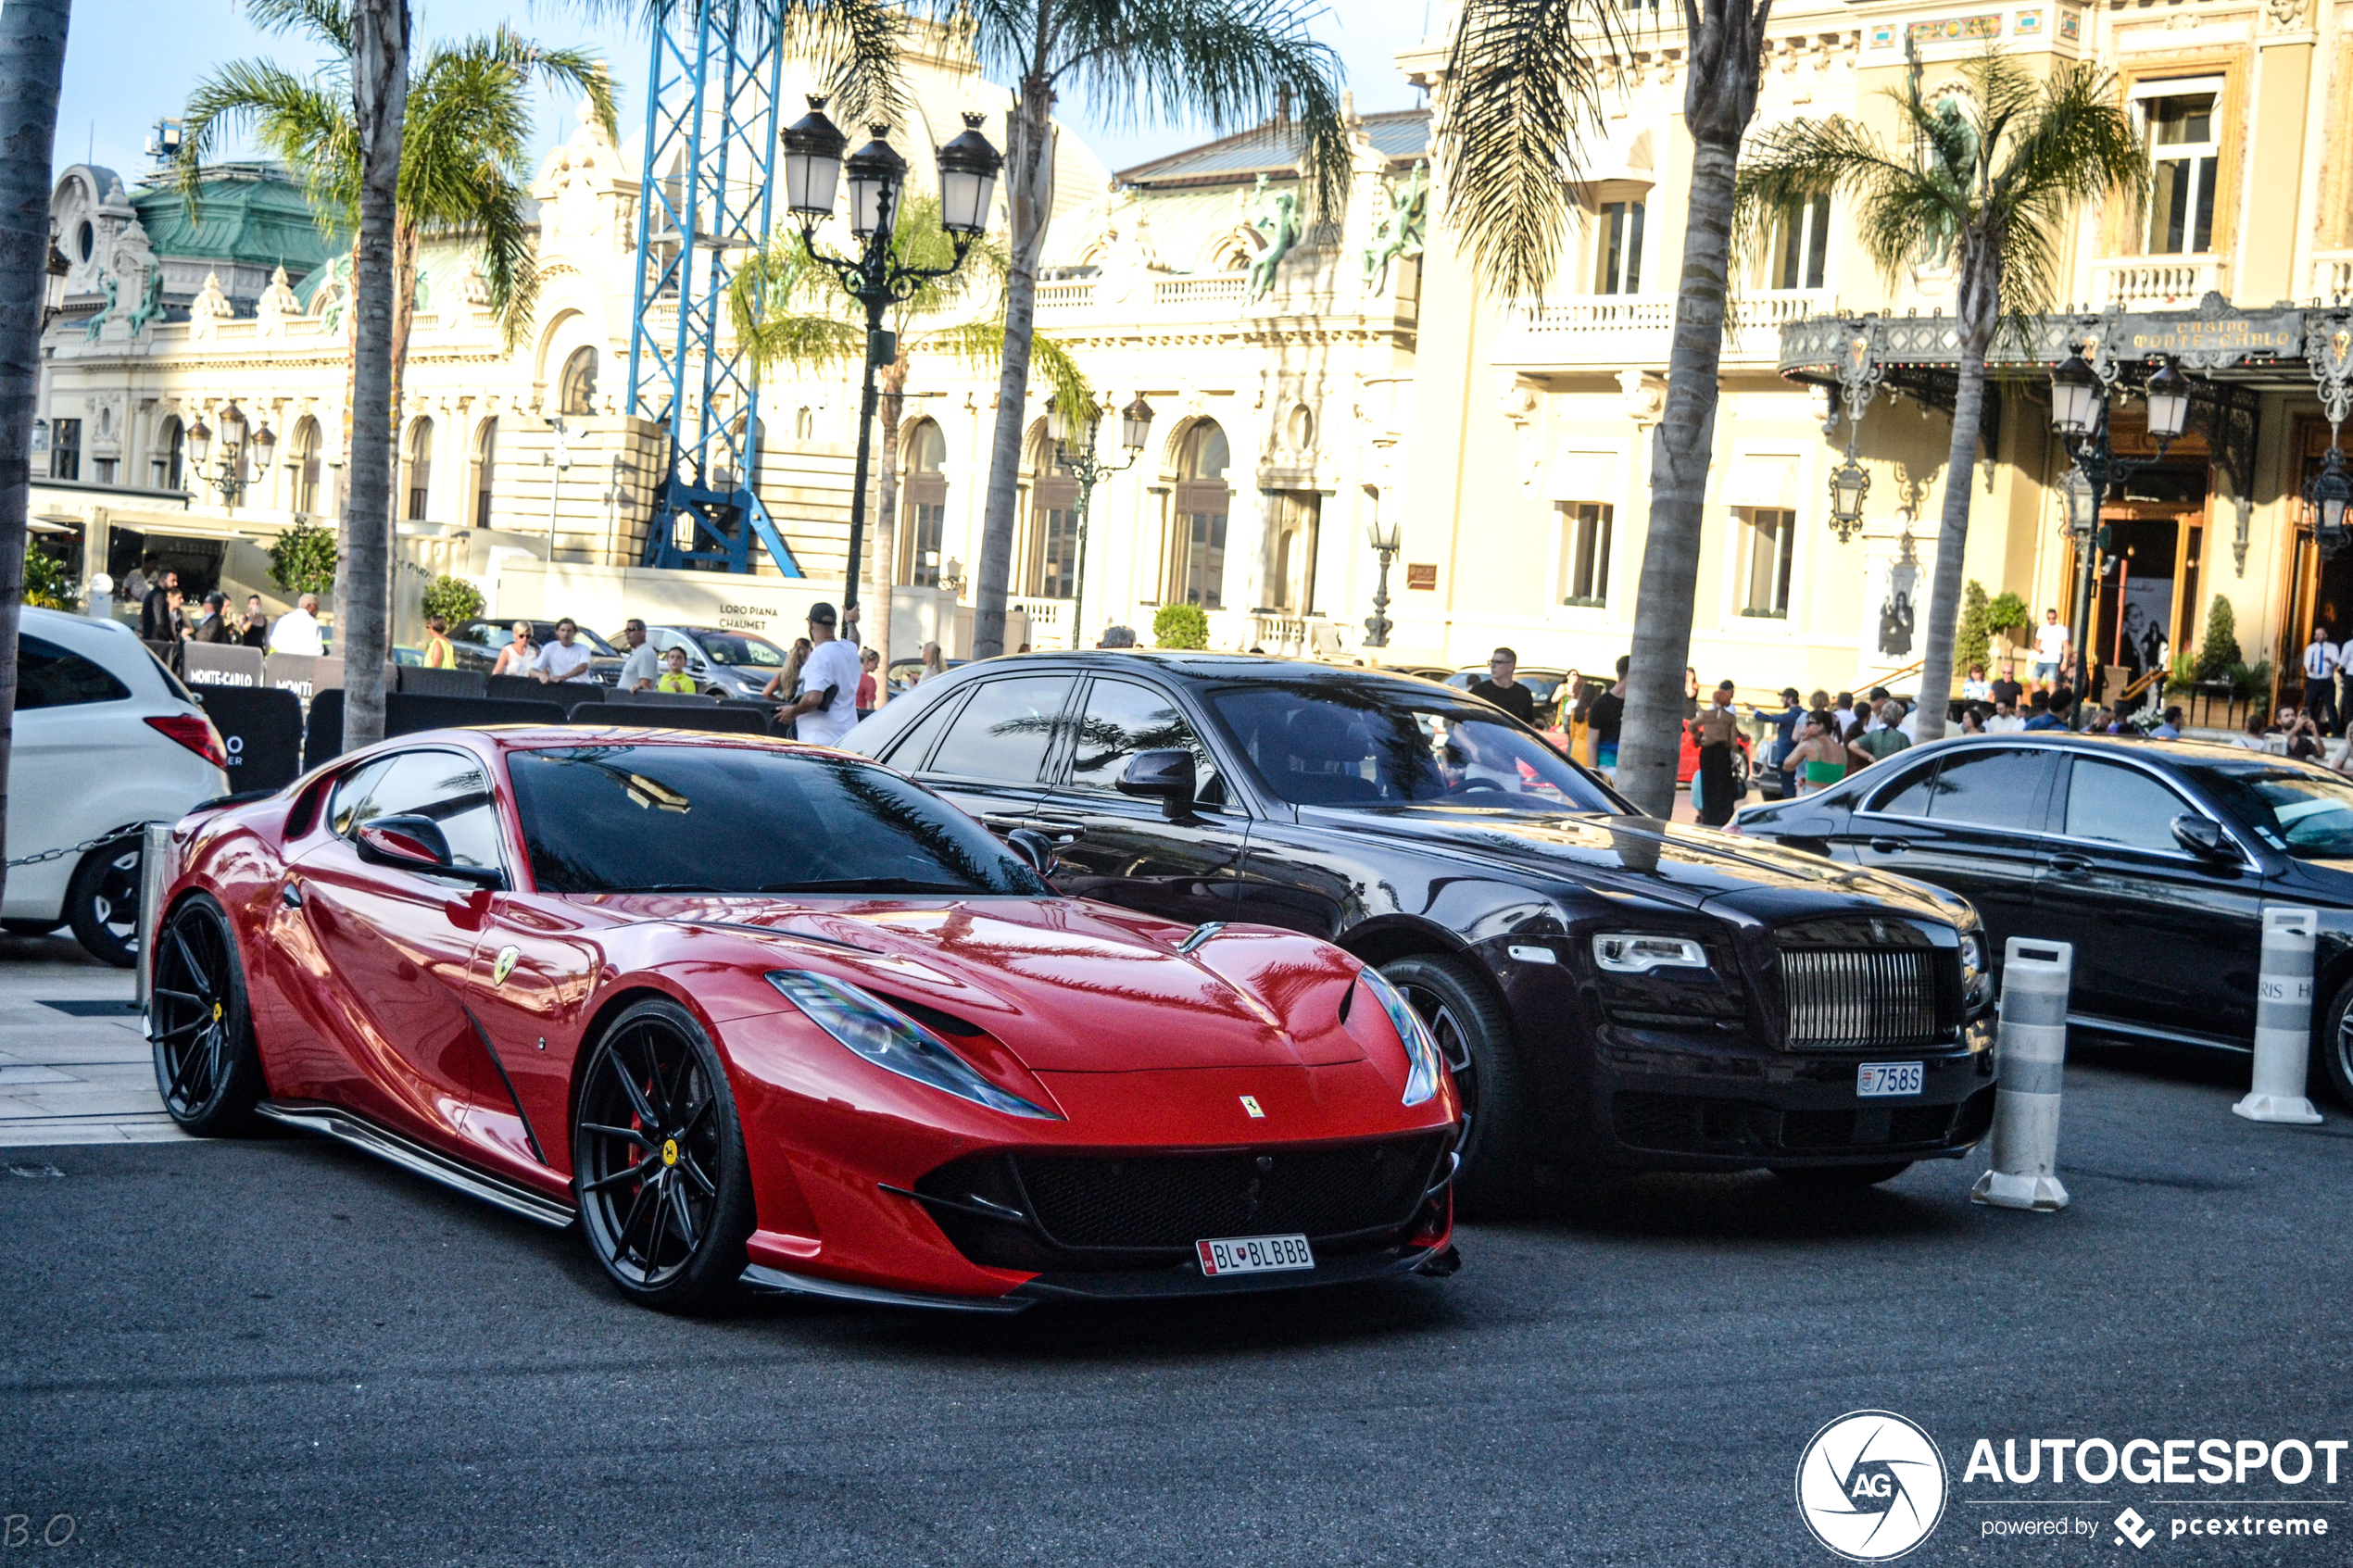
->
[[184, 401, 273, 509], [1050, 393, 1153, 648], [2048, 351, 2191, 730], [780, 100, 1000, 615], [1364, 516, 1402, 649], [1825, 322, 1883, 544]]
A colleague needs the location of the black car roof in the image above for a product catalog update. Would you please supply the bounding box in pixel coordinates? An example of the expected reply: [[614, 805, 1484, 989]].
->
[[961, 649, 1456, 686]]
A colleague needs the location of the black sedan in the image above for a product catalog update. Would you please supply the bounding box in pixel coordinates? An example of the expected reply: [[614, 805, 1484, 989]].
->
[[1733, 732, 2353, 1105], [844, 654, 1999, 1204]]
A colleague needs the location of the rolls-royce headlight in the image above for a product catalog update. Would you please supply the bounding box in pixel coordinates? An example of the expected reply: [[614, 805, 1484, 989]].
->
[[1959, 930, 1987, 985], [1592, 934, 1709, 974]]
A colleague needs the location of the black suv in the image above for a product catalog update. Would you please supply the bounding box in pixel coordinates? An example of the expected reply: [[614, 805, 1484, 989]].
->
[[845, 654, 1998, 1205]]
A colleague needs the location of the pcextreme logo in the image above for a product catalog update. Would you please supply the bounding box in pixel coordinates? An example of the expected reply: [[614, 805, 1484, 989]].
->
[[1796, 1410, 1951, 1562]]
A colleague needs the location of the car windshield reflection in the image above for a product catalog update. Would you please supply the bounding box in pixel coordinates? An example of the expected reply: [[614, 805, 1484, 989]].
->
[[1207, 684, 1618, 813], [2183, 759, 2353, 859]]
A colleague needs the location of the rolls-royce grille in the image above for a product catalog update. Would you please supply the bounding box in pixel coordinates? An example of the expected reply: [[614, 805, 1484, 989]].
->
[[1780, 948, 1952, 1049]]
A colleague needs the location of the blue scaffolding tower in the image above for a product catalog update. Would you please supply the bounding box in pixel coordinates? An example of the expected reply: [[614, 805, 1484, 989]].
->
[[625, 3, 803, 576]]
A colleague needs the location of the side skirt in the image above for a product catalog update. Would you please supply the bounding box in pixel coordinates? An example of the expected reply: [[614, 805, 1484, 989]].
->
[[256, 1100, 577, 1230], [2067, 1012, 2253, 1055]]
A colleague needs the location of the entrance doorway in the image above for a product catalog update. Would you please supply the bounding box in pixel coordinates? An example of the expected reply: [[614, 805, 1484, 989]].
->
[[2281, 419, 2353, 712], [2062, 408, 2209, 709]]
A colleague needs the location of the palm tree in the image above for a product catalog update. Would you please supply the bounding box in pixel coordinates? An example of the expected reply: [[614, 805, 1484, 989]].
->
[[179, 0, 617, 747], [1734, 49, 2146, 742], [1441, 0, 1772, 818], [730, 194, 1089, 682], [908, 0, 1350, 660], [0, 0, 71, 897]]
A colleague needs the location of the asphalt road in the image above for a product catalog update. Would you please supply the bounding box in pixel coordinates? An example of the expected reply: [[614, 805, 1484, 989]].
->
[[4, 1043, 2349, 1568]]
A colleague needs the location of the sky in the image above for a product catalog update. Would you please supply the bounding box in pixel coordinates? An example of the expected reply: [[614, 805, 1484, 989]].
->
[[56, 1, 1435, 193]]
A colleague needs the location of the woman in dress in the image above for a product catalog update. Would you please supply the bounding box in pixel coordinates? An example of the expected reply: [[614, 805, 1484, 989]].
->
[[489, 621, 536, 678]]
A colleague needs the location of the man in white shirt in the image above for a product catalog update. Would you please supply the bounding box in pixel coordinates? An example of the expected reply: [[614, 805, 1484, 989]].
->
[[1985, 701, 2027, 734], [268, 593, 326, 657], [616, 618, 661, 693], [531, 618, 598, 684], [2032, 608, 2069, 689], [784, 601, 863, 746], [2303, 624, 2339, 734]]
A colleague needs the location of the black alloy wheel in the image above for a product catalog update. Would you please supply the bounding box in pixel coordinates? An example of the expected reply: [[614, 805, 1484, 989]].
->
[[573, 998, 755, 1311], [65, 834, 144, 969], [1382, 953, 1531, 1213], [1771, 1161, 1915, 1190], [149, 895, 264, 1135], [2317, 977, 2353, 1111]]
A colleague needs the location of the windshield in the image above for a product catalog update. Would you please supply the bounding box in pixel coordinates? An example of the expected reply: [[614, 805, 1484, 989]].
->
[[1206, 683, 1620, 813], [2180, 759, 2353, 859], [690, 631, 786, 668], [508, 744, 1052, 896]]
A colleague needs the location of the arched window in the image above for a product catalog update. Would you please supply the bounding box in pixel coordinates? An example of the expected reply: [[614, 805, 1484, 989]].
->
[[152, 416, 184, 492], [1172, 420, 1230, 609], [405, 417, 434, 521], [795, 406, 814, 442], [472, 418, 497, 529], [559, 346, 598, 416], [900, 419, 949, 586], [1026, 419, 1079, 598], [289, 417, 321, 514]]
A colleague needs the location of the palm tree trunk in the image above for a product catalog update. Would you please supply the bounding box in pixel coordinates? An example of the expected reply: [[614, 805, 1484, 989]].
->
[[0, 0, 71, 899], [1614, 13, 1762, 819], [972, 78, 1055, 661], [1914, 252, 1999, 746], [343, 0, 408, 750], [871, 355, 908, 689]]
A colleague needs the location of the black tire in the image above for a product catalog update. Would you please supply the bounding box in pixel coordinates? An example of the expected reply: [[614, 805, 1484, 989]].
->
[[1771, 1161, 1915, 1190], [2315, 976, 2353, 1111], [2, 918, 62, 936], [573, 998, 756, 1312], [1381, 953, 1532, 1213], [1729, 746, 1751, 796], [64, 834, 143, 969], [149, 894, 266, 1135]]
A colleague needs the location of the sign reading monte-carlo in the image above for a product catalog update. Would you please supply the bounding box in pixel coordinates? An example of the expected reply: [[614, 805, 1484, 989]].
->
[[1779, 293, 2310, 379]]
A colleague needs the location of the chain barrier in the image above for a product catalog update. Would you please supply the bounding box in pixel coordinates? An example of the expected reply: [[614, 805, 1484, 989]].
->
[[6, 826, 156, 872]]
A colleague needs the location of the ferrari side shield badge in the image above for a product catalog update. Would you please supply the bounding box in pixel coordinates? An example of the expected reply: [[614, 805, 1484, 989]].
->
[[492, 946, 520, 986]]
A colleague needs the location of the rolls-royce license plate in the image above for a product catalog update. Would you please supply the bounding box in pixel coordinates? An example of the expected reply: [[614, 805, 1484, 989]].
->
[[1856, 1061, 1924, 1098], [1195, 1234, 1315, 1276]]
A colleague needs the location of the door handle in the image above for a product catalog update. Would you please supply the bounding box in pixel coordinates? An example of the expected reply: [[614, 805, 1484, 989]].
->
[[2048, 854, 2091, 873], [1868, 838, 1907, 854]]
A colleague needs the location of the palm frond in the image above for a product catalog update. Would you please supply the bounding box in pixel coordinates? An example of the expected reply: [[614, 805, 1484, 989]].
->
[[1023, 330, 1094, 423], [728, 234, 862, 372], [1436, 0, 1628, 300], [1732, 114, 1953, 288], [176, 58, 358, 230], [241, 0, 356, 54]]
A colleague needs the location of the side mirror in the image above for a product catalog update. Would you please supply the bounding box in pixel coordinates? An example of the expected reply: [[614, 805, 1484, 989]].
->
[[354, 814, 503, 887], [1116, 747, 1197, 819], [2170, 813, 2234, 861], [1004, 827, 1062, 879]]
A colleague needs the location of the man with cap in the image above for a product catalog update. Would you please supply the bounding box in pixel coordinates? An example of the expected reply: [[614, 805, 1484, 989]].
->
[[781, 601, 863, 746]]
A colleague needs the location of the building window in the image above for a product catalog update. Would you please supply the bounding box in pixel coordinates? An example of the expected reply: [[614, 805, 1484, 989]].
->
[[2144, 90, 2219, 256], [93, 458, 117, 486], [1026, 426, 1079, 599], [559, 345, 598, 416], [290, 417, 321, 514], [901, 419, 948, 587], [1557, 502, 1612, 607], [1593, 200, 1644, 295], [1772, 194, 1831, 290], [1740, 507, 1795, 618], [472, 418, 497, 529], [1171, 420, 1230, 609], [152, 417, 183, 491], [406, 418, 434, 521], [49, 418, 80, 482]]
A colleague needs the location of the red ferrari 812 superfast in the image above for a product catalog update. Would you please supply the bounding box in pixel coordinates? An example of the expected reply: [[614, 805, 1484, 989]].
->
[[148, 728, 1460, 1311]]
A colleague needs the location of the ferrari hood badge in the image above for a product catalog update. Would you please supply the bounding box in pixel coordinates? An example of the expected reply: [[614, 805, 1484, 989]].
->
[[1239, 1095, 1265, 1119], [491, 945, 520, 986]]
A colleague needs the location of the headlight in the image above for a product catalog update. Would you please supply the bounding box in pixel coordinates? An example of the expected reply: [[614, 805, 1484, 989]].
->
[[1355, 966, 1444, 1107], [1959, 930, 1987, 985], [766, 971, 1059, 1120], [1592, 934, 1709, 974]]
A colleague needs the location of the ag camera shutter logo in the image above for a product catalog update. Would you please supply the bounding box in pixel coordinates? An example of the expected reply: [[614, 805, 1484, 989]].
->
[[1795, 1410, 1948, 1561]]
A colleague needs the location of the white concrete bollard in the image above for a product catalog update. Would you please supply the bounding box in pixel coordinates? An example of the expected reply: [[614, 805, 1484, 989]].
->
[[2233, 907, 2324, 1126], [1971, 938, 2073, 1212]]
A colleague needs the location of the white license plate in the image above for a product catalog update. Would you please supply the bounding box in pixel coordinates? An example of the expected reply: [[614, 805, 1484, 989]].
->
[[1856, 1061, 1924, 1098], [1195, 1234, 1315, 1277]]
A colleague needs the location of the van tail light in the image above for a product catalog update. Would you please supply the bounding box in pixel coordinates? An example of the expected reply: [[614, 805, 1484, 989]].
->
[[146, 713, 227, 769]]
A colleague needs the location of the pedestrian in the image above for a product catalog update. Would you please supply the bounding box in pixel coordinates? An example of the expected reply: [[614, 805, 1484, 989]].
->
[[655, 646, 698, 694], [422, 615, 457, 669], [762, 638, 812, 703], [1097, 625, 1137, 649], [917, 640, 948, 683], [1861, 687, 1893, 731], [2032, 608, 2070, 689], [1831, 690, 1857, 736], [530, 617, 597, 684], [1756, 685, 1805, 796], [1846, 699, 1912, 767], [269, 593, 326, 657], [1690, 681, 1742, 826], [2236, 712, 2272, 751], [490, 621, 537, 677], [1588, 655, 1629, 776], [1016, 642, 1032, 656], [121, 552, 161, 607], [2304, 624, 2340, 733], [2024, 688, 2072, 731], [857, 646, 881, 719], [1958, 704, 1987, 735], [1962, 663, 1992, 702], [238, 594, 270, 648], [138, 568, 180, 643], [1467, 646, 1537, 724], [1986, 698, 2024, 734], [780, 601, 863, 746], [1990, 660, 2024, 709], [616, 617, 660, 693], [1682, 666, 1701, 721], [2153, 705, 2183, 741], [2274, 705, 2322, 760], [1787, 712, 1848, 796], [191, 591, 235, 644]]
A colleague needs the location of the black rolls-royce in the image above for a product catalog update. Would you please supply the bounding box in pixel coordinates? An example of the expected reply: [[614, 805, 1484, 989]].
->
[[844, 655, 1998, 1204]]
